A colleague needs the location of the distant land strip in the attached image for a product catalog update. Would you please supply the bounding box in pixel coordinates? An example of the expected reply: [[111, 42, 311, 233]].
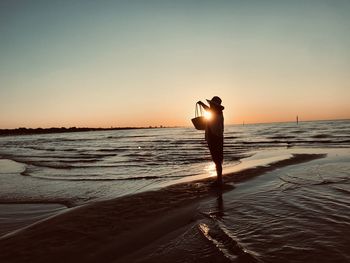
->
[[0, 126, 170, 136]]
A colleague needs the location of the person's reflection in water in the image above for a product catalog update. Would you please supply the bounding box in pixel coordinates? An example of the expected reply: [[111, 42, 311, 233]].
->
[[209, 187, 225, 219], [216, 189, 224, 218]]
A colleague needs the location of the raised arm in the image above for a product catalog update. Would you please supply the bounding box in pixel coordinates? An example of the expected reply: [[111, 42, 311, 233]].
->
[[197, 101, 210, 111]]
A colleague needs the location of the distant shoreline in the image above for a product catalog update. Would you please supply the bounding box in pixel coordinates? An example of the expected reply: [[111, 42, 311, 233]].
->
[[1, 118, 349, 136], [0, 126, 171, 137]]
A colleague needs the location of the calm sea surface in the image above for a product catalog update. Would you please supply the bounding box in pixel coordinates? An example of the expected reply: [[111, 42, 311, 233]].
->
[[0, 120, 349, 205]]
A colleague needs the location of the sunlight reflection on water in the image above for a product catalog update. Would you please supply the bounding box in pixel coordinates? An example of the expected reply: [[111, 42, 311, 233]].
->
[[204, 163, 216, 177]]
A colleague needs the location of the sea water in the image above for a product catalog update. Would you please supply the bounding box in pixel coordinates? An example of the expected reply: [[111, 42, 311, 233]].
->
[[0, 120, 349, 206]]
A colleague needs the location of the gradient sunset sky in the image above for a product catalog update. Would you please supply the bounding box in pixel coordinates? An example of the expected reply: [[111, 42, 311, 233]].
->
[[1, 0, 349, 128]]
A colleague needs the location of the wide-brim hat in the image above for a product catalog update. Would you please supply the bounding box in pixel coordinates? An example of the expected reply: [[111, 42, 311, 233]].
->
[[207, 96, 224, 110]]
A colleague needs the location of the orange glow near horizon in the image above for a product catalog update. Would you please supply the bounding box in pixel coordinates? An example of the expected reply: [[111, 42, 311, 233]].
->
[[1, 107, 349, 129]]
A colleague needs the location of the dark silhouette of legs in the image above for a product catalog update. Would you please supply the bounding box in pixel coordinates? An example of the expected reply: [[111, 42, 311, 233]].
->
[[215, 161, 223, 186], [207, 135, 223, 187]]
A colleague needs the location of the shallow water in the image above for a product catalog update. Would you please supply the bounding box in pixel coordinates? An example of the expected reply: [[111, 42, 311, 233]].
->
[[0, 120, 349, 205], [138, 149, 350, 263], [0, 203, 66, 236], [196, 150, 350, 263]]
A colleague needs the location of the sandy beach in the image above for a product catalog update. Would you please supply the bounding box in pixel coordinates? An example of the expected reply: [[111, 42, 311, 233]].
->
[[1, 148, 349, 263]]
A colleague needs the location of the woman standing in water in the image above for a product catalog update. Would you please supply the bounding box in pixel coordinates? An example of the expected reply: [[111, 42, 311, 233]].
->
[[198, 96, 224, 186]]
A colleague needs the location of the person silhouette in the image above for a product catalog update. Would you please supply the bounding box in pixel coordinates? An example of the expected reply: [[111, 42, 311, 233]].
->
[[198, 96, 224, 186]]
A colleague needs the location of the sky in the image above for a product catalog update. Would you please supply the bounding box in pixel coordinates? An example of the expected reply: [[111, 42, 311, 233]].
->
[[1, 0, 349, 128]]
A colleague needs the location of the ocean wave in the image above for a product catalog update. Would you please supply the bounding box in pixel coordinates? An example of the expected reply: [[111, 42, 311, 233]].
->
[[224, 136, 239, 139], [332, 186, 350, 195], [268, 135, 296, 139], [23, 146, 57, 151], [107, 134, 152, 139], [11, 158, 104, 169], [1, 152, 117, 160], [97, 148, 128, 152], [26, 174, 186, 181], [311, 134, 333, 139], [169, 139, 203, 145], [198, 221, 261, 262], [290, 130, 307, 133]]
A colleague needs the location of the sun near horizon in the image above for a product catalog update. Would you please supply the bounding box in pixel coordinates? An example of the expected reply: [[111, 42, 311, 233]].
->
[[1, 1, 349, 129]]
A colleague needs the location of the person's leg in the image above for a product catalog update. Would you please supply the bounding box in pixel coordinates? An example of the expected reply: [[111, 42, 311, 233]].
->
[[215, 161, 223, 186], [216, 136, 223, 186], [207, 135, 223, 186]]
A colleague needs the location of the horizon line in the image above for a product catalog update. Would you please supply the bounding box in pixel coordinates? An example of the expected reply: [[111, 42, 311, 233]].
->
[[1, 117, 349, 130]]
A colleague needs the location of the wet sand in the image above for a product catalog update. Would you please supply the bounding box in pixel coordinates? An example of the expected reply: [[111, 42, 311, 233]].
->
[[0, 152, 328, 263], [0, 204, 66, 237]]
